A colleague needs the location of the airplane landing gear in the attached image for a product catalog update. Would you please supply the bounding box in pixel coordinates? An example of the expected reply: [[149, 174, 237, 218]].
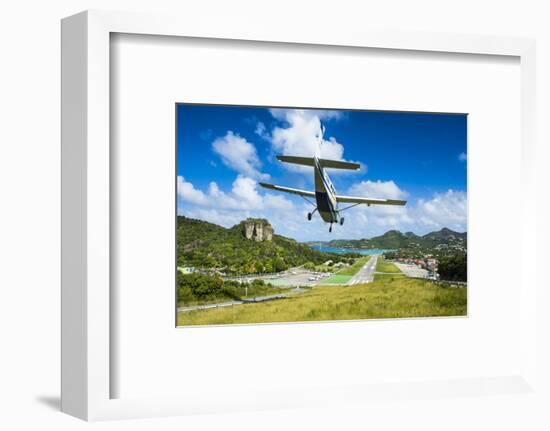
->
[[307, 208, 318, 221], [329, 224, 333, 233], [340, 217, 345, 226]]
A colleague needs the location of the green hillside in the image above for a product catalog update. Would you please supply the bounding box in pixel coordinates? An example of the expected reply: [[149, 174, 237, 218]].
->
[[177, 216, 348, 275], [309, 227, 467, 256]]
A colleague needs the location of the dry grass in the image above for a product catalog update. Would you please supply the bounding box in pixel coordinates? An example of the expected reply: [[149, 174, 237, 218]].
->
[[335, 256, 371, 276], [375, 256, 402, 273], [177, 275, 467, 326]]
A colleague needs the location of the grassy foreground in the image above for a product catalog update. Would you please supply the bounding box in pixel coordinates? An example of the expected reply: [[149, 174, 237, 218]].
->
[[177, 276, 467, 326], [323, 274, 353, 284], [375, 256, 402, 273], [336, 256, 371, 276]]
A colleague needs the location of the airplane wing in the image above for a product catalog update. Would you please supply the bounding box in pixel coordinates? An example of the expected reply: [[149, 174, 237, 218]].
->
[[259, 182, 316, 199], [319, 159, 360, 170], [276, 155, 360, 171], [335, 195, 407, 206]]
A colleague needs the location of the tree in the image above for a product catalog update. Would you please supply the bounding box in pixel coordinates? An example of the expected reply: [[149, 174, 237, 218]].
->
[[252, 279, 265, 287], [438, 253, 467, 281], [273, 257, 287, 272], [177, 272, 224, 300], [303, 261, 315, 270]]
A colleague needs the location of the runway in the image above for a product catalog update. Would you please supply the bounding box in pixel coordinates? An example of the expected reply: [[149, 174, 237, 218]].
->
[[347, 255, 378, 285]]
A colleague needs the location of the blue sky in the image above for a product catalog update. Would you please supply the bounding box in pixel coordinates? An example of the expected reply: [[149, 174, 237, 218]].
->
[[177, 104, 467, 241]]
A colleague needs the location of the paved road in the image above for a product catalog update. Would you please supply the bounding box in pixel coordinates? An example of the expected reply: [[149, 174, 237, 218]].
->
[[347, 256, 378, 285], [177, 287, 306, 313], [224, 267, 326, 287], [393, 262, 428, 278]]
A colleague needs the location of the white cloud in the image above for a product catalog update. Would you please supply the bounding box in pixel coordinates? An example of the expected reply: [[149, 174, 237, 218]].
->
[[178, 175, 301, 233], [458, 152, 467, 162], [267, 109, 360, 175], [341, 181, 466, 237], [413, 190, 467, 232], [231, 176, 263, 208], [212, 131, 269, 180], [348, 180, 408, 200], [269, 108, 344, 122], [264, 193, 294, 210], [181, 207, 247, 228], [347, 180, 411, 225], [342, 180, 411, 238], [180, 179, 467, 240], [255, 122, 270, 140], [205, 181, 241, 209], [178, 175, 293, 212], [179, 175, 466, 240], [270, 110, 342, 159], [177, 176, 208, 206], [181, 201, 303, 232]]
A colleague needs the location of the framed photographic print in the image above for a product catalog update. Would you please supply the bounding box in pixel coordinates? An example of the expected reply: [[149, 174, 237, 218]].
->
[[62, 10, 541, 422], [176, 103, 468, 327]]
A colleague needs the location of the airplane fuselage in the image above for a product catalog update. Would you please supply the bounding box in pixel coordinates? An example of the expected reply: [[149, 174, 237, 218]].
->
[[313, 156, 339, 223], [259, 131, 406, 232]]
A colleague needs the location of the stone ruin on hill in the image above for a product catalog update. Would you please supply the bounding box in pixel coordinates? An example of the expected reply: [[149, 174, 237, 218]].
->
[[241, 218, 274, 242]]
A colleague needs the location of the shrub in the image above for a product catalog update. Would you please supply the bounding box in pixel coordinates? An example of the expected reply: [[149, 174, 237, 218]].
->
[[438, 253, 467, 281], [177, 272, 224, 300]]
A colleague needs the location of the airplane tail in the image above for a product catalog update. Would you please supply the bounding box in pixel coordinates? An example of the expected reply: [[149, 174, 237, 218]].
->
[[276, 155, 360, 171], [315, 123, 325, 158], [276, 122, 360, 170]]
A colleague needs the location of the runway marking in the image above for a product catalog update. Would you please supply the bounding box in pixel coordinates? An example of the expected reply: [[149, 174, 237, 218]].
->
[[346, 256, 378, 285]]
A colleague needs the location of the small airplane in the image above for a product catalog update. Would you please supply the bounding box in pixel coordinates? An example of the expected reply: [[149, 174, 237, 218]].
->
[[260, 123, 407, 232]]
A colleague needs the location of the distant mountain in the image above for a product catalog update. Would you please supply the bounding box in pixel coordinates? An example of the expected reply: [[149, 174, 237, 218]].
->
[[307, 228, 467, 254], [177, 216, 346, 275], [369, 230, 412, 249], [422, 227, 467, 241]]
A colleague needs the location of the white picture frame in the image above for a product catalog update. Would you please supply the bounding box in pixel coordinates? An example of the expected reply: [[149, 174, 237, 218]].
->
[[61, 9, 539, 421]]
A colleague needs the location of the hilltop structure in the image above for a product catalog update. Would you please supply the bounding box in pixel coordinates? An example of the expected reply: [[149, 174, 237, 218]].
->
[[241, 218, 274, 242], [177, 216, 339, 275]]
